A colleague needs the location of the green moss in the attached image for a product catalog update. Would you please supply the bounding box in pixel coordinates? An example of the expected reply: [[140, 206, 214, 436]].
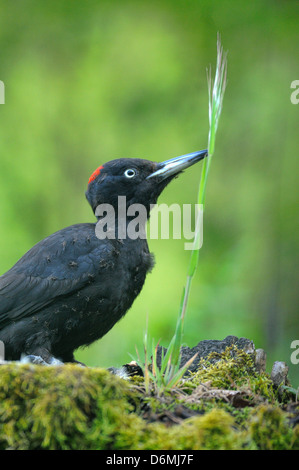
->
[[138, 408, 249, 450], [0, 346, 298, 450], [249, 405, 299, 450], [0, 363, 139, 450], [183, 345, 276, 403]]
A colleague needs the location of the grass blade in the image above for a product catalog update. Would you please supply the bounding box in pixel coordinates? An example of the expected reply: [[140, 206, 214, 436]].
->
[[136, 35, 227, 397]]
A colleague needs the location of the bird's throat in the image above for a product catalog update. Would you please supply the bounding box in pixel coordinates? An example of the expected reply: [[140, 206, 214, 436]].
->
[[94, 196, 149, 242]]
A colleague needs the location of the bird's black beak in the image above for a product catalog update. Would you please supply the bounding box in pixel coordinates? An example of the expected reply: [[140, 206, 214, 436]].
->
[[147, 150, 208, 181]]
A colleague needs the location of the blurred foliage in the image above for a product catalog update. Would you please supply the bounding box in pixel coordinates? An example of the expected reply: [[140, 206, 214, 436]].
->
[[0, 1, 298, 385]]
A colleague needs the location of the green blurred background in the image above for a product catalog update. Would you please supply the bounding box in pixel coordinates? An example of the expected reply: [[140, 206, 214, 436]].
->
[[0, 0, 298, 385]]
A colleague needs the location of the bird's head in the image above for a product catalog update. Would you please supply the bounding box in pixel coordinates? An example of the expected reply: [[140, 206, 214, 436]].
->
[[85, 150, 208, 216]]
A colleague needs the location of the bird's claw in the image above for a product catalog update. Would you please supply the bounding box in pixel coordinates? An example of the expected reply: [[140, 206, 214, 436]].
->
[[20, 354, 64, 366]]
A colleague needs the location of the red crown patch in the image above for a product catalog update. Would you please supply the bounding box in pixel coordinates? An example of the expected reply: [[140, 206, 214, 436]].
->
[[88, 165, 104, 185]]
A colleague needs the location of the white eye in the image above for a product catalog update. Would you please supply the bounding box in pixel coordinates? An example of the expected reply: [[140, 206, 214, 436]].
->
[[124, 168, 136, 178]]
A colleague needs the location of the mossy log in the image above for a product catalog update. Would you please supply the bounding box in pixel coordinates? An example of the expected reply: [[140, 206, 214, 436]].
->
[[0, 341, 298, 450]]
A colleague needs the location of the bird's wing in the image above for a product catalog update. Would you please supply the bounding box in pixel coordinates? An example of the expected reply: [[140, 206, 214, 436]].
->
[[0, 224, 117, 330]]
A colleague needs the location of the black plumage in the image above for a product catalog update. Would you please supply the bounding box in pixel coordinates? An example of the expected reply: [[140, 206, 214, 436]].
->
[[0, 151, 207, 364]]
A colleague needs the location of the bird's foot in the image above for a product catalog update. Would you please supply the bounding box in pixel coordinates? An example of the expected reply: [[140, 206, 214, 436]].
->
[[108, 361, 143, 380], [20, 354, 64, 366]]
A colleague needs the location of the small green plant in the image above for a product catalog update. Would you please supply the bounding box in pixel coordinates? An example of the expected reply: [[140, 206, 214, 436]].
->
[[281, 385, 299, 401], [135, 318, 198, 397], [137, 34, 228, 395]]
